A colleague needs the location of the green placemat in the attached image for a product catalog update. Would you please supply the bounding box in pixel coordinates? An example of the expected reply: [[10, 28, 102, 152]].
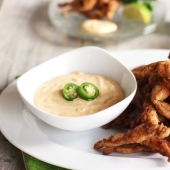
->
[[16, 76, 70, 170], [22, 152, 70, 170]]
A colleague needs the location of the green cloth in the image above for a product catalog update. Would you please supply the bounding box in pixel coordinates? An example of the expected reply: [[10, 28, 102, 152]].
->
[[23, 152, 70, 170], [17, 72, 70, 170]]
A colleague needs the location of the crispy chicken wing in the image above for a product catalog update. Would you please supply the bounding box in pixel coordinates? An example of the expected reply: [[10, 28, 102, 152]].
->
[[102, 143, 152, 155], [95, 57, 170, 162]]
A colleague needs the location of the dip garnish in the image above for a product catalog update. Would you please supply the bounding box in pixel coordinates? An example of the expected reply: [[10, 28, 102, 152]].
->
[[62, 82, 99, 101], [62, 83, 79, 101], [78, 82, 99, 101]]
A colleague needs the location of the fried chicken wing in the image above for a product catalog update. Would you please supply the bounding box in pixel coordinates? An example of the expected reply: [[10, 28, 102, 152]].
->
[[94, 122, 158, 150], [132, 62, 159, 80], [58, 0, 121, 20], [94, 56, 170, 162], [157, 61, 170, 79], [151, 82, 170, 120], [105, 0, 120, 20], [102, 143, 152, 155]]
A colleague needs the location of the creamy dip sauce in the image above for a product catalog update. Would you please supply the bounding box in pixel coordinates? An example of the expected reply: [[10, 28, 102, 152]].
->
[[34, 72, 124, 117], [81, 19, 118, 34]]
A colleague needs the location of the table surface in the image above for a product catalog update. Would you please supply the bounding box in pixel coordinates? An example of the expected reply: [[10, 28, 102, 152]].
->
[[0, 0, 170, 169]]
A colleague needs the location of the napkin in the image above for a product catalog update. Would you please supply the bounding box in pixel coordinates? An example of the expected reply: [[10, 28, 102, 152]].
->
[[22, 152, 69, 170]]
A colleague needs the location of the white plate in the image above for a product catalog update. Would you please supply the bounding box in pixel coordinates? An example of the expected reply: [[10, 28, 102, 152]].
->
[[0, 50, 170, 170]]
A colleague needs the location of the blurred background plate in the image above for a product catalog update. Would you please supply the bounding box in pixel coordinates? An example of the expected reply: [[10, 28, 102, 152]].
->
[[48, 0, 165, 41]]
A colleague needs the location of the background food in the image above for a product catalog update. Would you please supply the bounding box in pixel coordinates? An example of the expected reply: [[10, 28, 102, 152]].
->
[[58, 0, 154, 21]]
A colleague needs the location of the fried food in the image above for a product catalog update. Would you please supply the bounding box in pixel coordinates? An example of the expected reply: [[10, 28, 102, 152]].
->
[[58, 0, 121, 20], [58, 0, 97, 15], [102, 104, 135, 129], [94, 57, 170, 162], [141, 136, 170, 162], [105, 0, 120, 20], [94, 123, 158, 149], [102, 143, 152, 155]]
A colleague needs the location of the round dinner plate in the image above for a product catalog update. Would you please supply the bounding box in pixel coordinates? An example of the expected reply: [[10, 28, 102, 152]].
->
[[1, 50, 170, 170], [48, 0, 165, 41]]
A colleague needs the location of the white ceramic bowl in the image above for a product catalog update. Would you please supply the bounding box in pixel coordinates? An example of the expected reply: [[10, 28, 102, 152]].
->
[[17, 46, 137, 132]]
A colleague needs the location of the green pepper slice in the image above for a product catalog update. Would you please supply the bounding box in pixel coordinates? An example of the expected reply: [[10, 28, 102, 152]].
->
[[62, 83, 79, 101], [77, 82, 99, 100]]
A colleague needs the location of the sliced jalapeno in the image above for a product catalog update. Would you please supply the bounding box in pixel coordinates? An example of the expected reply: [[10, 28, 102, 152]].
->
[[77, 82, 99, 100], [62, 83, 79, 101]]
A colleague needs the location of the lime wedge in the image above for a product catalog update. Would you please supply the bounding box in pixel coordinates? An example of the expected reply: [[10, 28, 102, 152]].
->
[[123, 3, 151, 23]]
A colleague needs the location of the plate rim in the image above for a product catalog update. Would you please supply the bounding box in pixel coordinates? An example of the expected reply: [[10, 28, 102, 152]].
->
[[1, 49, 170, 170]]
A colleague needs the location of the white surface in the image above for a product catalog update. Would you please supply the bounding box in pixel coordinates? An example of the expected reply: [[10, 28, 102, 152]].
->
[[1, 50, 170, 170], [17, 46, 136, 131], [161, 0, 170, 22]]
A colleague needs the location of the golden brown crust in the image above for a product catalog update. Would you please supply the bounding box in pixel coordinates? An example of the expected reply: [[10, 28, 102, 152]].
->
[[94, 57, 170, 162], [58, 0, 121, 20], [102, 144, 152, 155]]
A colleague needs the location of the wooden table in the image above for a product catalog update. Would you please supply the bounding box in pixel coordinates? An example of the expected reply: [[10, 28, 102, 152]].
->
[[0, 0, 170, 169]]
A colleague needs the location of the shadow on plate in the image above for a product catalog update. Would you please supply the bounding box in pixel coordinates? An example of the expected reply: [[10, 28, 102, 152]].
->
[[23, 105, 162, 159]]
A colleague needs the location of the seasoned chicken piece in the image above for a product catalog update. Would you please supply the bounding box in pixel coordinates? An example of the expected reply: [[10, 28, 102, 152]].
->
[[58, 0, 121, 20], [132, 62, 159, 80], [103, 104, 135, 129], [157, 60, 170, 79], [95, 56, 170, 162], [102, 143, 152, 155], [155, 123, 170, 139], [58, 0, 97, 15], [94, 122, 158, 149], [151, 82, 170, 120]]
